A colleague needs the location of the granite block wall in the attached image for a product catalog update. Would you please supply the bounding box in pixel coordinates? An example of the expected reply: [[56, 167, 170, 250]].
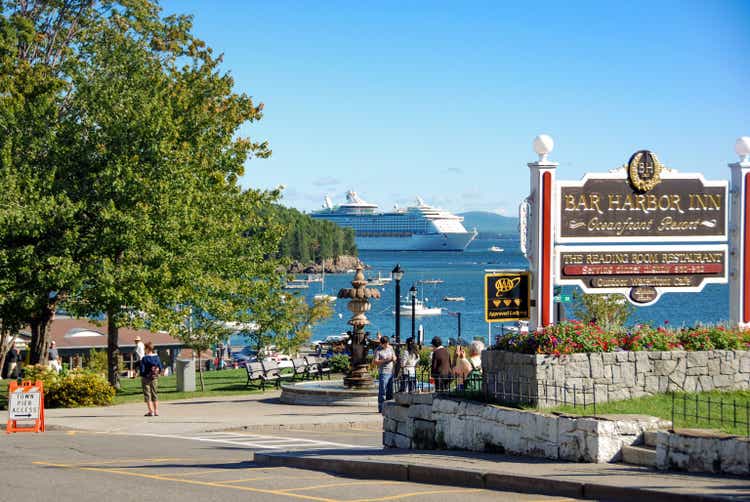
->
[[483, 350, 750, 407]]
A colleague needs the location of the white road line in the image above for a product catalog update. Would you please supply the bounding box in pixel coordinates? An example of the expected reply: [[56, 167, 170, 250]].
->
[[134, 432, 368, 450]]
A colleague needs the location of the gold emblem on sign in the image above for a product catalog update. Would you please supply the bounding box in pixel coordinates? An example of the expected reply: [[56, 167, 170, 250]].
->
[[628, 150, 663, 192], [494, 277, 520, 295]]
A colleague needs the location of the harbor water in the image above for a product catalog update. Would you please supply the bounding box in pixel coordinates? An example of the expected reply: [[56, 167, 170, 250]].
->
[[232, 237, 730, 347]]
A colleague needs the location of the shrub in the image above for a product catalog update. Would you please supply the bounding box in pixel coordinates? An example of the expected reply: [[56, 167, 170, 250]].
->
[[86, 349, 108, 375], [20, 365, 114, 408], [328, 354, 350, 373], [47, 372, 115, 408]]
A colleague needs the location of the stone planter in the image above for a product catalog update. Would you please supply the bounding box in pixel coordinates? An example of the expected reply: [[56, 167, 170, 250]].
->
[[482, 349, 750, 407]]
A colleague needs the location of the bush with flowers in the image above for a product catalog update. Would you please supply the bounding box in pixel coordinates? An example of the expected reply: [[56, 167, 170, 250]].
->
[[21, 364, 115, 408], [494, 320, 750, 356]]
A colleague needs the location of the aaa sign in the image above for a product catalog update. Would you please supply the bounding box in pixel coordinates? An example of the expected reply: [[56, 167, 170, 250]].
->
[[485, 272, 530, 322]]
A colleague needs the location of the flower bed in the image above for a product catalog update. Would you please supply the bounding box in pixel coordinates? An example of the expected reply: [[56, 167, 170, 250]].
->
[[495, 321, 750, 355]]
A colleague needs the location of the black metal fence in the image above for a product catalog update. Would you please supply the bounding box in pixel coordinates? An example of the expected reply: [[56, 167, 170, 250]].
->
[[394, 370, 598, 414], [671, 392, 750, 437]]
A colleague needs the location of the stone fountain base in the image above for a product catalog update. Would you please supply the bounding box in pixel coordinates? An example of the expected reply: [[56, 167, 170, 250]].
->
[[280, 379, 378, 407]]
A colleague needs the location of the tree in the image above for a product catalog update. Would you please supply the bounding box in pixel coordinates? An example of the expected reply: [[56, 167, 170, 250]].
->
[[572, 291, 633, 333], [173, 307, 231, 392], [57, 3, 274, 388], [0, 2, 95, 363], [248, 293, 333, 356]]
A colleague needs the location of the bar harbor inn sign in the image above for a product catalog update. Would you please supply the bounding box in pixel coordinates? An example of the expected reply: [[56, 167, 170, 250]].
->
[[520, 135, 745, 332], [554, 150, 728, 306]]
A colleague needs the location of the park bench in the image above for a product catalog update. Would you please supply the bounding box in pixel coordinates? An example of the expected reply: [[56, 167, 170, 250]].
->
[[290, 357, 310, 380], [260, 359, 288, 387], [305, 355, 331, 380], [245, 361, 280, 390]]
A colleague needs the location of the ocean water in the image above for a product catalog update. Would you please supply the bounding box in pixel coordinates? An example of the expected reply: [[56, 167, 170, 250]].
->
[[232, 237, 731, 347]]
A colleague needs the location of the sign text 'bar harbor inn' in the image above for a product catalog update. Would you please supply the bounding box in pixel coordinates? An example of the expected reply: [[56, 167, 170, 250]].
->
[[519, 135, 750, 331]]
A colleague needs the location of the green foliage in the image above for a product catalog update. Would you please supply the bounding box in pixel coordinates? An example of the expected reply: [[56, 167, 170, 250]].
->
[[21, 364, 114, 407], [248, 295, 333, 355], [328, 354, 350, 374], [85, 349, 108, 375], [572, 292, 633, 333], [272, 205, 357, 263]]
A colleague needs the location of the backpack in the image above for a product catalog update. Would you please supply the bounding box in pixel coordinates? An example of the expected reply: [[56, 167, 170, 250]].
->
[[149, 364, 160, 379]]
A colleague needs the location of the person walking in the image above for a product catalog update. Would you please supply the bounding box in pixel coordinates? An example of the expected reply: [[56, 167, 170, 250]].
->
[[134, 336, 145, 361], [373, 336, 395, 413], [430, 336, 453, 392], [399, 338, 420, 392], [2, 342, 19, 379], [139, 342, 163, 417], [48, 341, 61, 373]]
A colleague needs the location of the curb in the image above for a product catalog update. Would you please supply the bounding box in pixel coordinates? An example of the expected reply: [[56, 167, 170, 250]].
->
[[254, 452, 734, 502], [228, 421, 383, 434]]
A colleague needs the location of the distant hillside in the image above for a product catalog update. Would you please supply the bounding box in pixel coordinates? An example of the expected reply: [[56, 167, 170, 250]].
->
[[459, 211, 518, 236]]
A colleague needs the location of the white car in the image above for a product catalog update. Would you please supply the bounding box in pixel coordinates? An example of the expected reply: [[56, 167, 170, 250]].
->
[[265, 354, 293, 369]]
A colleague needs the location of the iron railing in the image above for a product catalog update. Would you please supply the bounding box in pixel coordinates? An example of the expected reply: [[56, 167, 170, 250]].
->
[[671, 392, 750, 437]]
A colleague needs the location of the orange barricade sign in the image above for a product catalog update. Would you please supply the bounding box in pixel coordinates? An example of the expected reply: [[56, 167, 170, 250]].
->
[[6, 380, 45, 433]]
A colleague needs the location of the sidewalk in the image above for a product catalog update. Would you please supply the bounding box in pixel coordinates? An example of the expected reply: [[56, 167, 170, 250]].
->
[[255, 448, 750, 501], [27, 392, 750, 500], [41, 390, 383, 435]]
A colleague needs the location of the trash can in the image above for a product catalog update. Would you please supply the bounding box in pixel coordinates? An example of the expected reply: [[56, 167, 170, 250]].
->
[[175, 359, 196, 392]]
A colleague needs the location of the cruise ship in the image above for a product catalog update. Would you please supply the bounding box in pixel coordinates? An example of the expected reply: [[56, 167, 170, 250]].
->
[[311, 191, 477, 251]]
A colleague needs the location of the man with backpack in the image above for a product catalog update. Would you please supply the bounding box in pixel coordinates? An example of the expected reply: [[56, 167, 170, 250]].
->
[[139, 341, 163, 417]]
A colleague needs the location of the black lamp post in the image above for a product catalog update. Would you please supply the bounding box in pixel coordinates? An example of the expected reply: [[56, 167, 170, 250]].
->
[[409, 284, 417, 340], [392, 264, 404, 344]]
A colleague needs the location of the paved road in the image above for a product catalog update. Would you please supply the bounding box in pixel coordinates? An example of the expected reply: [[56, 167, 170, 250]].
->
[[1, 431, 580, 502]]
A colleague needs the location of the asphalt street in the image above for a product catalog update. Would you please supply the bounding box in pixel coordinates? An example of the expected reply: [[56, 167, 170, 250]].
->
[[1, 430, 581, 502]]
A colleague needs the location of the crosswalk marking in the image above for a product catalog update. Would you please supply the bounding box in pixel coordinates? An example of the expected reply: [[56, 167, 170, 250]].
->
[[134, 431, 369, 451]]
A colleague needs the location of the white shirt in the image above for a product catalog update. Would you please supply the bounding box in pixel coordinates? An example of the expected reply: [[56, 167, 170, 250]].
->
[[135, 341, 145, 360]]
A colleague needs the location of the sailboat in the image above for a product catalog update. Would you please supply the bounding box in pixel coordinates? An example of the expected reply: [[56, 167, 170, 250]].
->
[[313, 270, 337, 303]]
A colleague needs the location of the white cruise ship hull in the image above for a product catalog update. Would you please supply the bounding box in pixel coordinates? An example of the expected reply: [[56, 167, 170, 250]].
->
[[356, 232, 476, 251]]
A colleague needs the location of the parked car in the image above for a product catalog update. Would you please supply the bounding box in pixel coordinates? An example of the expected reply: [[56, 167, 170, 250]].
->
[[231, 347, 257, 367], [266, 354, 293, 369]]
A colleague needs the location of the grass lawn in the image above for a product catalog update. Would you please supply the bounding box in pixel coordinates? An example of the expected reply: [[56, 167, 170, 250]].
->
[[549, 390, 750, 436], [0, 367, 310, 409], [113, 368, 267, 405]]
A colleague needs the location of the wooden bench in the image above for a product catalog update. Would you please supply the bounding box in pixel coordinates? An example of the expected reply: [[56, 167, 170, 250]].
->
[[305, 355, 331, 380], [260, 359, 287, 388], [245, 361, 280, 390], [291, 357, 310, 380]]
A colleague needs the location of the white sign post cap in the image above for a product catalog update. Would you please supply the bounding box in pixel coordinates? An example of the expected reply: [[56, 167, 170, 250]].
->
[[533, 134, 554, 163], [736, 136, 750, 163]]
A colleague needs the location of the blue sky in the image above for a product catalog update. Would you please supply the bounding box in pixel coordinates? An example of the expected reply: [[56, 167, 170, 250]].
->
[[161, 0, 749, 216]]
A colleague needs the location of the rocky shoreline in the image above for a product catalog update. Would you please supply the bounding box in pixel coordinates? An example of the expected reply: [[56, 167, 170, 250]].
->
[[286, 255, 368, 274]]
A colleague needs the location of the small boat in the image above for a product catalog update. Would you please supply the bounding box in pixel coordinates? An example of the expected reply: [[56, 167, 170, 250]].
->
[[313, 294, 337, 303], [366, 272, 392, 286], [417, 279, 444, 284], [443, 296, 465, 302], [284, 281, 309, 289], [489, 246, 504, 252], [396, 298, 442, 316]]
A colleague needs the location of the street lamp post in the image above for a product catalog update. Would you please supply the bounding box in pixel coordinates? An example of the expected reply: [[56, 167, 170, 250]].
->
[[391, 265, 404, 345], [409, 284, 417, 340]]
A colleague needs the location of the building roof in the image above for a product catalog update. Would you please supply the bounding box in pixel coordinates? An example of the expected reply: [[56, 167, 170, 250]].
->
[[21, 318, 182, 351]]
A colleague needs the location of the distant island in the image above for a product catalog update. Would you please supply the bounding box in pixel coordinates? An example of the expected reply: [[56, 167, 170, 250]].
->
[[459, 211, 519, 238], [273, 205, 364, 273]]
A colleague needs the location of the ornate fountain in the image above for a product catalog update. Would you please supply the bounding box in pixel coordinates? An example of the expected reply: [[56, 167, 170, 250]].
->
[[338, 266, 381, 388], [278, 266, 381, 406]]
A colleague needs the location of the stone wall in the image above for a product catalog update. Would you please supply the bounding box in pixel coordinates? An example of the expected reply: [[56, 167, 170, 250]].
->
[[383, 393, 669, 463], [483, 349, 750, 406], [656, 429, 750, 476]]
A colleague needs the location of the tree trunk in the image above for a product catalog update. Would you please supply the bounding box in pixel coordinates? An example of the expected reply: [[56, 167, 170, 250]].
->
[[29, 300, 56, 365], [0, 327, 10, 379], [107, 308, 120, 390], [197, 353, 205, 392]]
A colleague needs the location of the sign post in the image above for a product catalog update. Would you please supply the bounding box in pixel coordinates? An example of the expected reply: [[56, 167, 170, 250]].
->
[[729, 137, 750, 328], [6, 380, 45, 433]]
